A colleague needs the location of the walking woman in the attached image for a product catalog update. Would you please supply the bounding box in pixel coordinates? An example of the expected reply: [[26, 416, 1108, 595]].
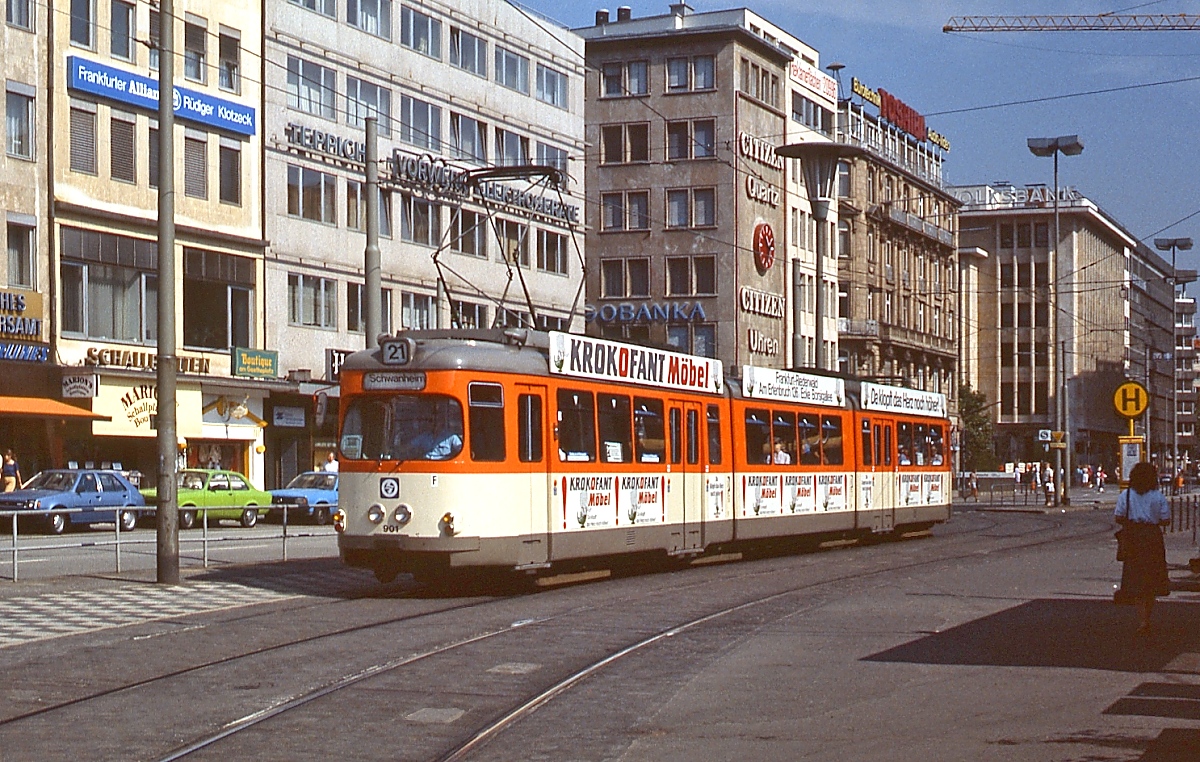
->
[[1, 450, 21, 492], [1115, 462, 1172, 635]]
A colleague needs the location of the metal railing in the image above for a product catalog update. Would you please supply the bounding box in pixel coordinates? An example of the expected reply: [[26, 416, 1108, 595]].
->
[[0, 504, 337, 582]]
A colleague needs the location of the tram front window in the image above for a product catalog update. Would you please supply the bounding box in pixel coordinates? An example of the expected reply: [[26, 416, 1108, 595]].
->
[[340, 395, 464, 461]]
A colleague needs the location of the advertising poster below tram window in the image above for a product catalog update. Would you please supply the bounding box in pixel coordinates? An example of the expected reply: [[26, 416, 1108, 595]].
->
[[783, 473, 815, 514], [860, 474, 874, 513], [618, 474, 664, 525], [562, 475, 616, 530], [924, 473, 943, 505], [706, 476, 727, 520], [742, 473, 782, 516], [900, 473, 923, 506], [817, 473, 847, 512]]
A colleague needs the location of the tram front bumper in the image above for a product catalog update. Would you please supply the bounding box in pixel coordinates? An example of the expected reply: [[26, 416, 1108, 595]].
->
[[338, 533, 482, 553]]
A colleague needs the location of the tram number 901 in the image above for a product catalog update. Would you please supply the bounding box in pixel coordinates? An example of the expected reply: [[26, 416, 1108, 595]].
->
[[381, 524, 406, 533]]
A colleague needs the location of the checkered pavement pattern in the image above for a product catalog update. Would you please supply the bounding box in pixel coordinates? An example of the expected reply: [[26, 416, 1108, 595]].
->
[[0, 571, 372, 648]]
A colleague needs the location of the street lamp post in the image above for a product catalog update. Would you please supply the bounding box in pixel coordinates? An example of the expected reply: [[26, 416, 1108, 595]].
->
[[1155, 236, 1193, 484], [1028, 135, 1083, 507], [775, 141, 862, 370]]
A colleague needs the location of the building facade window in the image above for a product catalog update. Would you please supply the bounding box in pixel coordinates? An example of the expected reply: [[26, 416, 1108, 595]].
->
[[288, 273, 336, 328], [536, 64, 568, 109], [346, 179, 363, 230], [287, 56, 336, 120], [601, 123, 648, 164], [7, 221, 35, 289], [667, 55, 714, 92], [537, 229, 568, 275], [348, 0, 390, 39], [450, 27, 486, 76], [6, 87, 33, 159], [739, 58, 778, 107], [600, 258, 649, 298], [290, 0, 334, 17], [110, 0, 134, 60], [792, 92, 831, 135], [6, 0, 32, 30], [287, 164, 337, 224], [451, 113, 485, 163], [451, 207, 486, 258], [348, 283, 393, 333], [666, 119, 714, 159], [400, 5, 440, 57], [400, 94, 440, 151], [183, 131, 207, 199], [495, 127, 528, 166], [666, 187, 715, 228], [69, 100, 97, 174], [219, 30, 241, 92], [493, 218, 528, 266], [148, 10, 160, 69], [347, 76, 392, 136], [400, 193, 441, 246], [666, 255, 716, 296], [183, 248, 253, 349], [666, 323, 716, 358], [537, 142, 568, 174], [184, 16, 207, 83], [60, 227, 158, 342], [601, 60, 648, 97], [601, 191, 649, 231], [495, 46, 529, 93], [452, 299, 487, 329], [219, 139, 241, 205], [70, 0, 93, 47], [110, 110, 136, 183], [401, 291, 433, 329]]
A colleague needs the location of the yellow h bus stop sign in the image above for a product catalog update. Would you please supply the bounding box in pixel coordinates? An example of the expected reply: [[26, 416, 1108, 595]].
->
[[1113, 381, 1149, 419]]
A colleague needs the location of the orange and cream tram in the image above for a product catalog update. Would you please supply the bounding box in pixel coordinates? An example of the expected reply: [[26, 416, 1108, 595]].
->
[[333, 329, 951, 583]]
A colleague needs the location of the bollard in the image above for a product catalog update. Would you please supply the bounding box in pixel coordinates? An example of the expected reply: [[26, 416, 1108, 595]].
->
[[114, 509, 121, 573], [10, 512, 17, 582], [202, 507, 209, 568], [282, 502, 289, 562]]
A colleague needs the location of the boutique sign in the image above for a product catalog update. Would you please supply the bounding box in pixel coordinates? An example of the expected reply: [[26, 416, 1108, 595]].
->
[[68, 57, 256, 137]]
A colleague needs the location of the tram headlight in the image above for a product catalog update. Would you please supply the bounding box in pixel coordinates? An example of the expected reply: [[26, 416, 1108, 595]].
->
[[332, 509, 346, 533], [439, 511, 455, 536], [367, 504, 386, 524], [393, 504, 412, 525]]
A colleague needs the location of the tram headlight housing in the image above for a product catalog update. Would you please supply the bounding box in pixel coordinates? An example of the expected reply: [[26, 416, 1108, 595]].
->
[[332, 509, 346, 533], [393, 504, 412, 525], [439, 511, 455, 536], [367, 504, 386, 524]]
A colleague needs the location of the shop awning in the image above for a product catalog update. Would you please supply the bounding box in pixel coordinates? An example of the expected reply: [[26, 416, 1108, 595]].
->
[[0, 396, 110, 420]]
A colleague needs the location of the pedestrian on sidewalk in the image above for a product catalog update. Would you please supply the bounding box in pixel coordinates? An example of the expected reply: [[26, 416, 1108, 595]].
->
[[1114, 461, 1171, 636], [1, 450, 21, 492], [969, 471, 979, 502]]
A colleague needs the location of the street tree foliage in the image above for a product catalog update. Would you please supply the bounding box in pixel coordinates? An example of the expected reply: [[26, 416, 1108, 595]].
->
[[959, 383, 999, 471]]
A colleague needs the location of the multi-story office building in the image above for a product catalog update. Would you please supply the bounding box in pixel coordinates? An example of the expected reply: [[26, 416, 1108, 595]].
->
[[1174, 276, 1197, 473], [1, 0, 59, 469], [264, 0, 586, 480], [49, 0, 273, 484], [834, 75, 958, 400], [577, 3, 837, 370], [956, 183, 1155, 471], [1126, 244, 1175, 467]]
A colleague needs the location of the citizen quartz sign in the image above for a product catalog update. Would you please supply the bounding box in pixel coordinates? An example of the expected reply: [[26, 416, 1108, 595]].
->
[[753, 223, 776, 273]]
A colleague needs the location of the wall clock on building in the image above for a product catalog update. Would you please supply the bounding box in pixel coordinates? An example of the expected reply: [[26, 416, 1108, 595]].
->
[[754, 222, 776, 274]]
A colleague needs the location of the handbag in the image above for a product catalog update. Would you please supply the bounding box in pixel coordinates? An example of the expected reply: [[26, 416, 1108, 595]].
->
[[1115, 527, 1128, 561]]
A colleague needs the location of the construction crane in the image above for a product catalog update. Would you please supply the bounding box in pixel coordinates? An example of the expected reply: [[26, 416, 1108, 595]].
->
[[944, 15, 1200, 32]]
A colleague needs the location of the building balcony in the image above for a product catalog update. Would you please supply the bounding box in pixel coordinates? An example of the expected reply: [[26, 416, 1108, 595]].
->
[[879, 204, 955, 247], [878, 323, 957, 357]]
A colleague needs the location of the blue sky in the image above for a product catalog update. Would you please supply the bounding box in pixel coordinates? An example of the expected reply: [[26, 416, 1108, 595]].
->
[[523, 0, 1200, 269]]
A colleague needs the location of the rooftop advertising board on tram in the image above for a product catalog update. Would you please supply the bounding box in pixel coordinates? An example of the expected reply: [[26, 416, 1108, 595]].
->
[[741, 366, 845, 407], [548, 332, 723, 394], [860, 381, 947, 418]]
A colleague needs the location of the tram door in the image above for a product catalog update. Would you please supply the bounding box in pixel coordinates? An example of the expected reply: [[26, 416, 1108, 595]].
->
[[667, 399, 705, 552], [871, 417, 896, 533], [516, 385, 551, 568]]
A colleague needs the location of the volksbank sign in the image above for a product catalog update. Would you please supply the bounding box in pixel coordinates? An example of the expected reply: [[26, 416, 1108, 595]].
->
[[68, 57, 256, 137]]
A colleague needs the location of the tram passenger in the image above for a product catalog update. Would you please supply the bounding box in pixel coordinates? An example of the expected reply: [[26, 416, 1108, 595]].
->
[[897, 444, 912, 466], [413, 426, 463, 460], [772, 439, 791, 465]]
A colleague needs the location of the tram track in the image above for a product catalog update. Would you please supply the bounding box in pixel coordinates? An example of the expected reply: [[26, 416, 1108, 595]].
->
[[134, 511, 1115, 762]]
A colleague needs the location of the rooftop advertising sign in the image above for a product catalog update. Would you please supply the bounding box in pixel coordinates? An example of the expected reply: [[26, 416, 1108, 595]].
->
[[742, 365, 845, 407], [548, 332, 723, 395], [851, 77, 949, 152], [68, 56, 256, 137]]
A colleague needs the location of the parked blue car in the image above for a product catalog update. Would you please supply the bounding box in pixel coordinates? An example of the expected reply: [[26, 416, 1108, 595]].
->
[[0, 469, 148, 534], [269, 471, 338, 525]]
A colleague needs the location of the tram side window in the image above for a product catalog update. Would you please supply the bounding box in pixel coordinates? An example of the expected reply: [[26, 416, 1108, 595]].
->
[[822, 415, 844, 465], [744, 408, 771, 464], [669, 407, 682, 464], [771, 410, 796, 465], [913, 423, 930, 466], [897, 422, 913, 465], [557, 389, 596, 462], [873, 424, 882, 466], [706, 404, 723, 465], [634, 397, 665, 463], [518, 394, 543, 462], [468, 382, 506, 462], [798, 414, 821, 465], [883, 425, 892, 466], [687, 408, 700, 464], [598, 394, 633, 463], [861, 419, 873, 467], [929, 424, 944, 465]]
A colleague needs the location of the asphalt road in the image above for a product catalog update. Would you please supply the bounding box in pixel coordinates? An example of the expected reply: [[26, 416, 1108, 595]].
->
[[2, 506, 1199, 761]]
